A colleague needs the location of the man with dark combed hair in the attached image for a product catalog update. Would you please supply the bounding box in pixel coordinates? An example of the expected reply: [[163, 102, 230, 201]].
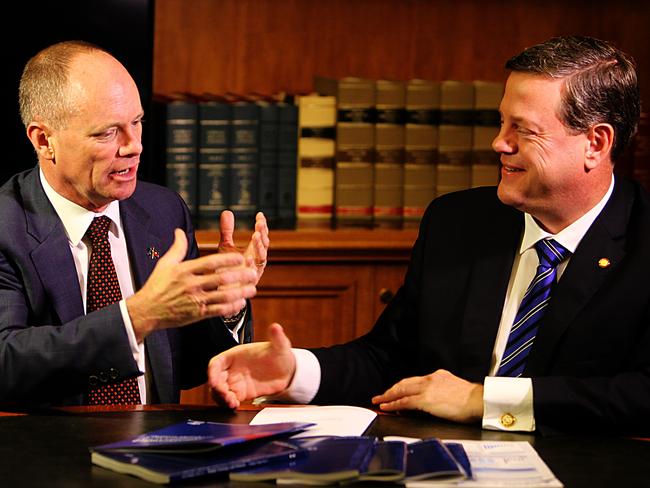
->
[[208, 36, 650, 436]]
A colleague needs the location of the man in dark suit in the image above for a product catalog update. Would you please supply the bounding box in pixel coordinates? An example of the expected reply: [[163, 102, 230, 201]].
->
[[208, 36, 650, 436], [0, 40, 269, 406]]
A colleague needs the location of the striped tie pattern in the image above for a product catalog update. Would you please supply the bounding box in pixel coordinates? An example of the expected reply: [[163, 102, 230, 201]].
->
[[496, 238, 571, 377], [85, 216, 141, 405]]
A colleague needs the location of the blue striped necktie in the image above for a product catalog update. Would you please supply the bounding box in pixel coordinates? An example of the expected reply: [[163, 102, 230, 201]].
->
[[496, 238, 571, 377]]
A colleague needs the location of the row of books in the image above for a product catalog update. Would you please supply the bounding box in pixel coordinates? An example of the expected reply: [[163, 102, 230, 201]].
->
[[155, 77, 504, 230]]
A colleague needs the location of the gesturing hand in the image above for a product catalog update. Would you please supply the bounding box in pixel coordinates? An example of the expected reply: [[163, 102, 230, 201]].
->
[[371, 369, 484, 423], [126, 228, 258, 341], [208, 323, 296, 409], [218, 210, 269, 285]]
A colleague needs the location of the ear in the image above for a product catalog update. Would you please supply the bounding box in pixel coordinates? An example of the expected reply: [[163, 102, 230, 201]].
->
[[584, 123, 614, 170], [26, 121, 56, 162]]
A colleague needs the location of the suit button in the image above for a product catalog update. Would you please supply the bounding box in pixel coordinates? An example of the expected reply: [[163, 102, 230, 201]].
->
[[108, 368, 119, 380], [88, 375, 99, 386], [500, 413, 516, 428], [98, 371, 108, 383]]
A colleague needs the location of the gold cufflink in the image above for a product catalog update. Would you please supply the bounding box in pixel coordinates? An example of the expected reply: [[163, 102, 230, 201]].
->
[[500, 412, 516, 428], [598, 258, 611, 269]]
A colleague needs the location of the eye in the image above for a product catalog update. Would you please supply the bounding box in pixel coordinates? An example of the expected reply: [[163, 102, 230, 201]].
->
[[96, 127, 118, 140]]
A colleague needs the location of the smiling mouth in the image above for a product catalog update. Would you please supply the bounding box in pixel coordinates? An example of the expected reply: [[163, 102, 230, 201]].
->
[[503, 165, 524, 173]]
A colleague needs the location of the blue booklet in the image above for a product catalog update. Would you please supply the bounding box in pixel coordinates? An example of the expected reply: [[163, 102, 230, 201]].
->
[[229, 436, 378, 483], [90, 419, 314, 484], [91, 419, 313, 453]]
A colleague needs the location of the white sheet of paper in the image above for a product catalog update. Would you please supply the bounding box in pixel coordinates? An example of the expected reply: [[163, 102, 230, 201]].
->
[[249, 405, 378, 437]]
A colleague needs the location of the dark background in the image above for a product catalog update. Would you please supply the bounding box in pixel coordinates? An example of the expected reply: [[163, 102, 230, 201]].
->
[[1, 0, 155, 186]]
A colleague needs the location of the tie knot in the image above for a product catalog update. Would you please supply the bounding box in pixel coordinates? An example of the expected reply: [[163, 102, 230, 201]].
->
[[86, 216, 112, 245], [534, 239, 571, 269]]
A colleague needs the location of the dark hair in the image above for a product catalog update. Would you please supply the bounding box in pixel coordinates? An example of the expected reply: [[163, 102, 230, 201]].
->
[[505, 36, 640, 162]]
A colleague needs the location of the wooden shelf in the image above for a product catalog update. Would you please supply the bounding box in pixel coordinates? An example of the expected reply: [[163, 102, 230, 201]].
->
[[196, 228, 418, 262]]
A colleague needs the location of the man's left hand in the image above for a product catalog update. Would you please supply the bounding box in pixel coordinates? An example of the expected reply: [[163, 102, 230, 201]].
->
[[371, 369, 484, 423], [218, 210, 269, 285]]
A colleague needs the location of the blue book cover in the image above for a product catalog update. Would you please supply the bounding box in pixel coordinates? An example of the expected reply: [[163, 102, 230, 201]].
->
[[405, 438, 468, 481], [91, 438, 305, 484], [91, 419, 314, 453], [230, 435, 377, 483]]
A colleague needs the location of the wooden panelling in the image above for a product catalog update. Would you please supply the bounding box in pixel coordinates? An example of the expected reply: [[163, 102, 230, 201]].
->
[[154, 0, 650, 103]]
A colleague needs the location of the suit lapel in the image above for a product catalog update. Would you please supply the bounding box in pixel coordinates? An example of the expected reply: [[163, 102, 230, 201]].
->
[[460, 204, 523, 381], [24, 169, 84, 323], [526, 179, 631, 373], [120, 197, 175, 402]]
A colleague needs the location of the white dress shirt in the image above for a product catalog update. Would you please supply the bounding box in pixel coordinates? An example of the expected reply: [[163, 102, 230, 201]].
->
[[278, 176, 615, 431]]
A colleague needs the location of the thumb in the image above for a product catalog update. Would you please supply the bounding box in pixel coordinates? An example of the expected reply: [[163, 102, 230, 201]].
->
[[219, 210, 236, 249], [158, 228, 188, 265], [267, 323, 292, 354]]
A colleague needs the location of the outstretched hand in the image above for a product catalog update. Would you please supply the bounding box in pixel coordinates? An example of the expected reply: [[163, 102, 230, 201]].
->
[[208, 323, 296, 409], [218, 210, 269, 285]]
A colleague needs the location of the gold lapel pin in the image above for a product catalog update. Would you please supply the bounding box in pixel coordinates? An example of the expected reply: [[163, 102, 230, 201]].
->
[[146, 247, 160, 260], [598, 257, 611, 269]]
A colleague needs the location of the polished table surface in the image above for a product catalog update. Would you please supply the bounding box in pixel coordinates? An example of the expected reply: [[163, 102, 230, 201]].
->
[[0, 404, 649, 487]]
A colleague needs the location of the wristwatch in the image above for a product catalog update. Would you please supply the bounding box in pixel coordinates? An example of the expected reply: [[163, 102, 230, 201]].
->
[[222, 304, 246, 330]]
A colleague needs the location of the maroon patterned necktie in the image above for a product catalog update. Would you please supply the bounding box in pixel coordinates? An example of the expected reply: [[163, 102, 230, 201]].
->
[[85, 216, 141, 405]]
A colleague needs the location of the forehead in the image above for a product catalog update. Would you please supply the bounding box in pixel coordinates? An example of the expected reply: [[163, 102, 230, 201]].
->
[[67, 52, 142, 119], [501, 72, 564, 122]]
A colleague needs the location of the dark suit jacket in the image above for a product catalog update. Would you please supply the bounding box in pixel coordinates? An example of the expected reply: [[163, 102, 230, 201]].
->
[[311, 178, 650, 435], [0, 167, 251, 406]]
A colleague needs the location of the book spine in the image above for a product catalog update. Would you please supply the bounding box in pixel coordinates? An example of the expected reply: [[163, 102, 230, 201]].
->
[[404, 80, 440, 228], [230, 102, 260, 230], [471, 80, 503, 188], [296, 95, 337, 229], [374, 80, 406, 229], [316, 77, 376, 229], [437, 81, 474, 196], [197, 101, 231, 229], [257, 102, 280, 228], [277, 102, 299, 229], [163, 99, 199, 220]]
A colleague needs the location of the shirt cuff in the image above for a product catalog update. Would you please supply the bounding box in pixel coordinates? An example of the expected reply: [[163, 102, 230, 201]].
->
[[482, 376, 535, 432], [258, 348, 321, 405]]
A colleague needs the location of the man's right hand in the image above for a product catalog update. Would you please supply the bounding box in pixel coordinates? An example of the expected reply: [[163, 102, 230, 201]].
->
[[208, 323, 296, 409], [126, 228, 258, 341]]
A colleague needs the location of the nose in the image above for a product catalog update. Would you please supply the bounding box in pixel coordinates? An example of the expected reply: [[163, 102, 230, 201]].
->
[[492, 126, 516, 154], [119, 125, 143, 157]]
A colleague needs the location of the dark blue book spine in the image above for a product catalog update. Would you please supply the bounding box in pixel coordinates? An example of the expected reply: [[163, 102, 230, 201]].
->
[[229, 102, 260, 230], [257, 102, 279, 228], [164, 99, 199, 220], [277, 102, 299, 229], [198, 101, 231, 229]]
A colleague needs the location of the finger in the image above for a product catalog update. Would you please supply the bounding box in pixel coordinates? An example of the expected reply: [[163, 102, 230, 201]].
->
[[157, 229, 188, 266], [268, 323, 293, 353], [255, 212, 270, 246], [182, 251, 246, 275], [219, 210, 236, 248], [377, 396, 419, 412], [372, 377, 423, 404]]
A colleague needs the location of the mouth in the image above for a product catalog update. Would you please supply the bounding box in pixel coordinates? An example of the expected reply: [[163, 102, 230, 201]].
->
[[110, 164, 138, 178], [502, 165, 524, 174]]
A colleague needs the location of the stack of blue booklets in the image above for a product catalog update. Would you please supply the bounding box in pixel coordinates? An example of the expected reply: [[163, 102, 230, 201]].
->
[[90, 419, 314, 484], [90, 419, 471, 485]]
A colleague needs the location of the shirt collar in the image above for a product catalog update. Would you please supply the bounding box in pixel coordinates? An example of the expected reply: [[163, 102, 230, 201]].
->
[[520, 175, 615, 255], [39, 168, 122, 246]]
